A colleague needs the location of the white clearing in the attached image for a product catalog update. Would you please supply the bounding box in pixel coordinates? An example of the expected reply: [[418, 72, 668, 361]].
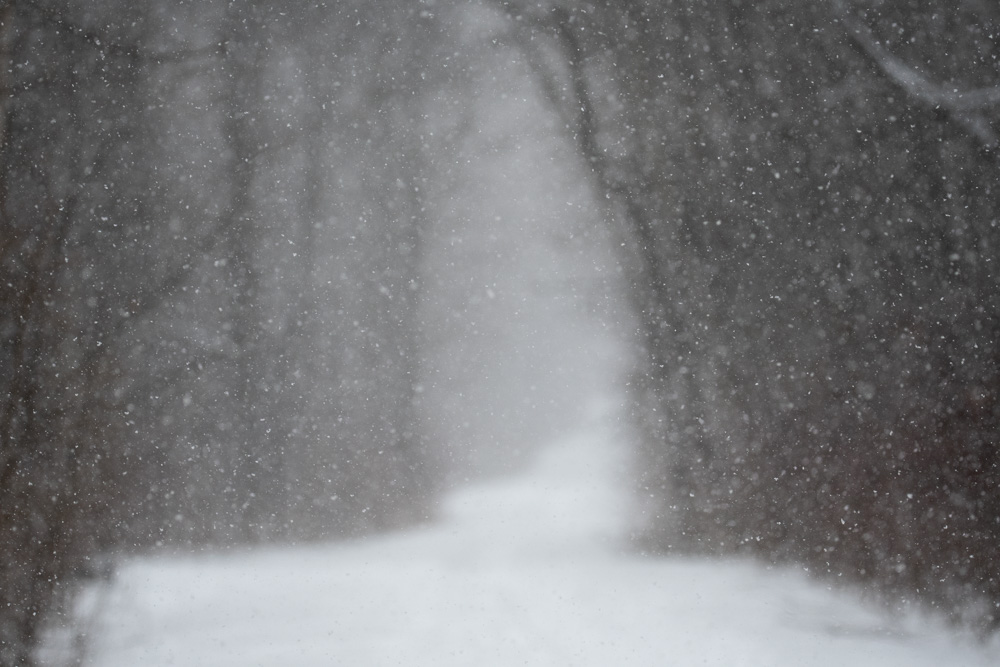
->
[[68, 427, 999, 667]]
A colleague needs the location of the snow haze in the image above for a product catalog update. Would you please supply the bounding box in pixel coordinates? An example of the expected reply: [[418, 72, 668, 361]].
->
[[6, 2, 1000, 665]]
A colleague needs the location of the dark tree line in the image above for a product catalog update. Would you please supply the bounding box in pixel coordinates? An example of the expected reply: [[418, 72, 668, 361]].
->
[[1, 1, 451, 664], [499, 0, 1000, 631]]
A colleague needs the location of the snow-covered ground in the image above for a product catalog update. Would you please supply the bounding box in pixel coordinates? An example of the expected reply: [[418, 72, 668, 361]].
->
[[55, 426, 999, 667]]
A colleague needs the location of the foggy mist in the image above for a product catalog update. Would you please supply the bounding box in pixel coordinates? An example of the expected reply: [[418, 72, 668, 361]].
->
[[2, 1, 999, 665]]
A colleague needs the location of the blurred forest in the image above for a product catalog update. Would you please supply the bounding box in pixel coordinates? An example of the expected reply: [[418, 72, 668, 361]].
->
[[497, 0, 1000, 634], [1, 0, 999, 665], [1, 1, 451, 662]]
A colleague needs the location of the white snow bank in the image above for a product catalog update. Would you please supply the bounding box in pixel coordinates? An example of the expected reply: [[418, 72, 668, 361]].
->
[[56, 429, 1000, 666]]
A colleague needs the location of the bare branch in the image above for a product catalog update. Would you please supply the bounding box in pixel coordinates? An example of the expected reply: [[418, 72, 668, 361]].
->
[[833, 0, 1000, 148], [20, 0, 220, 66], [488, 2, 577, 129]]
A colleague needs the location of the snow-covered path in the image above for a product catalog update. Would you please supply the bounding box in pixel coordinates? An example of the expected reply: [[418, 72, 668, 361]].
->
[[74, 429, 998, 666]]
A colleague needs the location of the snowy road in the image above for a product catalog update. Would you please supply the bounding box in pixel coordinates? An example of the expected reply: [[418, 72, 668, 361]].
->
[[72, 429, 998, 666]]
